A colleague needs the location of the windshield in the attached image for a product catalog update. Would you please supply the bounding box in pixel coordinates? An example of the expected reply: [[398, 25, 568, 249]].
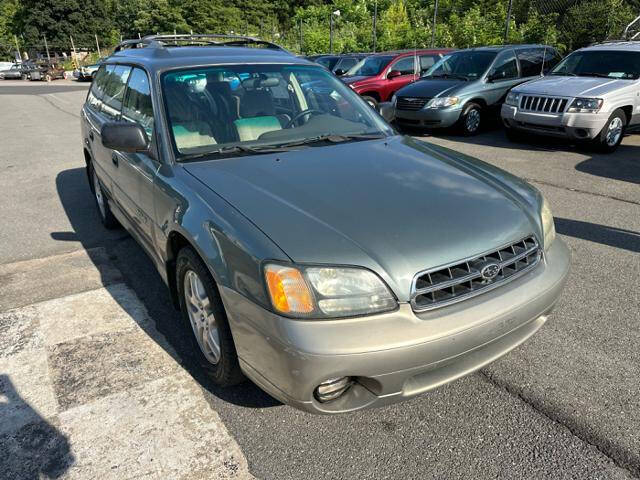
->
[[346, 56, 394, 77], [550, 50, 640, 79], [423, 51, 497, 80], [162, 64, 392, 159]]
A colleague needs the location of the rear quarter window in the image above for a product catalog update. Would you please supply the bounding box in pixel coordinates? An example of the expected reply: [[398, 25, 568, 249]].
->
[[86, 65, 109, 112]]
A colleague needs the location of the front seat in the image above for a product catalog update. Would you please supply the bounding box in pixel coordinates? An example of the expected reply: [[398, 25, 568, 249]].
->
[[165, 81, 217, 151], [234, 83, 283, 142]]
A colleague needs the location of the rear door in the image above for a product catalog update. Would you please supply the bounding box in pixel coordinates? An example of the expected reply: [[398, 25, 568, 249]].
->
[[84, 65, 116, 197], [118, 67, 159, 246]]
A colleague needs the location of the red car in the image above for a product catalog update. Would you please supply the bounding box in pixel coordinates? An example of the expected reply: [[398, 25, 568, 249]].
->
[[341, 49, 455, 108]]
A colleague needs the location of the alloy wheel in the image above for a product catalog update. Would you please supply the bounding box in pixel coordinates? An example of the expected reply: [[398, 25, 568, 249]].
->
[[606, 117, 623, 147], [466, 109, 481, 133], [92, 168, 106, 219], [183, 270, 221, 365]]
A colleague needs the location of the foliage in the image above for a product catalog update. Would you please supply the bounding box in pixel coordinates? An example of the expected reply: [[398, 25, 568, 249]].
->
[[0, 0, 637, 60]]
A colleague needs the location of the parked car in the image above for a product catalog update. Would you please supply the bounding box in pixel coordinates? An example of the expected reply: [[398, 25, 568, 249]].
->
[[0, 61, 14, 72], [308, 53, 370, 76], [74, 57, 107, 81], [340, 49, 454, 108], [83, 34, 569, 414], [501, 41, 639, 152], [30, 62, 65, 81], [392, 45, 562, 135], [0, 63, 24, 80]]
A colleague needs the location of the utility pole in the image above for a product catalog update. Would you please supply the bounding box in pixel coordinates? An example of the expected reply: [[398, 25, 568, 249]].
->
[[70, 35, 77, 67], [299, 19, 303, 54], [431, 0, 439, 47], [504, 0, 513, 44], [329, 10, 340, 54], [95, 34, 102, 57], [43, 35, 50, 61], [373, 0, 377, 52], [14, 34, 22, 62]]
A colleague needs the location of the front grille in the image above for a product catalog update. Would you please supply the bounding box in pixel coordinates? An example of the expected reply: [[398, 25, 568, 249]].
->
[[519, 95, 568, 114], [397, 96, 430, 111], [410, 236, 541, 312]]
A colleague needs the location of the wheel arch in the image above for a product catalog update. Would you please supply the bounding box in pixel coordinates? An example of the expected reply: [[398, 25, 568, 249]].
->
[[360, 91, 381, 102], [619, 105, 633, 125]]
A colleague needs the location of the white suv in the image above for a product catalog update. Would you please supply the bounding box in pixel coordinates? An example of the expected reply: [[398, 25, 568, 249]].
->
[[501, 41, 640, 152]]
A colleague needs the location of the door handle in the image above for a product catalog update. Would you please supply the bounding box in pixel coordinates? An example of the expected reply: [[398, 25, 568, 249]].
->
[[112, 153, 119, 167], [89, 130, 94, 141]]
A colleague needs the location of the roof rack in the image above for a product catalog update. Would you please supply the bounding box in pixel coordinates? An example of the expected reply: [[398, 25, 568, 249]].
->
[[113, 34, 289, 53], [588, 39, 640, 46]]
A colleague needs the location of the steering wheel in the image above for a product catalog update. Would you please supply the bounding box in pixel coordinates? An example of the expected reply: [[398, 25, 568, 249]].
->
[[284, 109, 324, 129]]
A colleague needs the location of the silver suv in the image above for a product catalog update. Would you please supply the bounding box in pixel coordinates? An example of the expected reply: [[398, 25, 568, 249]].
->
[[501, 41, 640, 152]]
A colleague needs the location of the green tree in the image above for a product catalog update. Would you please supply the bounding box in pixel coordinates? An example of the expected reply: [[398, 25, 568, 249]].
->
[[560, 0, 635, 50]]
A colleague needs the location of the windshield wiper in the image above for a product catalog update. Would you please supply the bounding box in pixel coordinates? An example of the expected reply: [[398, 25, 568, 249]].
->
[[577, 72, 612, 78], [273, 133, 386, 149], [549, 71, 577, 76], [430, 73, 469, 81], [179, 144, 289, 161]]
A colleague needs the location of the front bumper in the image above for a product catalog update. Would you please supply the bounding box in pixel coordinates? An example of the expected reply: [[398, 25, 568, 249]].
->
[[501, 104, 609, 140], [395, 106, 461, 128], [221, 238, 571, 414]]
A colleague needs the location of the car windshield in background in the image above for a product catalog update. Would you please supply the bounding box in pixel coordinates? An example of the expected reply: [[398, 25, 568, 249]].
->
[[346, 55, 394, 77], [550, 50, 640, 79], [424, 51, 497, 80], [162, 64, 391, 159]]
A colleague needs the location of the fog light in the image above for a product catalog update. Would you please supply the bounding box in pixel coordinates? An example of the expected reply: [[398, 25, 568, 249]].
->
[[314, 377, 353, 403], [576, 129, 588, 138]]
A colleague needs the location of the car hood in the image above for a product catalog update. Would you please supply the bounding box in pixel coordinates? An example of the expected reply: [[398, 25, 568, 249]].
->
[[514, 76, 633, 97], [340, 75, 374, 86], [397, 78, 465, 98], [184, 136, 540, 301]]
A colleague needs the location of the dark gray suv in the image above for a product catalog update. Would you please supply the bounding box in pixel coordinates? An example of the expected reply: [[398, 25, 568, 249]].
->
[[393, 45, 561, 134], [82, 34, 570, 414]]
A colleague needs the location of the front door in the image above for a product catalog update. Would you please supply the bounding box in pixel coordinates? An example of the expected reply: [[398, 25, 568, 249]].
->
[[482, 49, 522, 107], [384, 56, 417, 101], [118, 67, 159, 248]]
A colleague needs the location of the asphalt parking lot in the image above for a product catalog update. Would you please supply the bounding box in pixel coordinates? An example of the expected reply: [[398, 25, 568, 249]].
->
[[0, 80, 638, 479]]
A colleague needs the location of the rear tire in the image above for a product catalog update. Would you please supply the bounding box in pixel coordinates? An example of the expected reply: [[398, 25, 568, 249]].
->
[[593, 109, 626, 153], [90, 164, 119, 229], [459, 102, 482, 136], [176, 247, 245, 387]]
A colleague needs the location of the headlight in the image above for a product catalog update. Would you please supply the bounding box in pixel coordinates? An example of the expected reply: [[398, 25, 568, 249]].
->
[[427, 96, 459, 109], [567, 97, 603, 113], [505, 91, 520, 106], [540, 196, 556, 252], [264, 264, 397, 318]]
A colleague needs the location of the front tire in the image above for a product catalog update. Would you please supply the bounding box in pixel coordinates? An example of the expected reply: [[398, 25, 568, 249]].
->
[[593, 109, 626, 153], [362, 95, 378, 109], [91, 164, 119, 229], [176, 247, 245, 386], [459, 102, 482, 136]]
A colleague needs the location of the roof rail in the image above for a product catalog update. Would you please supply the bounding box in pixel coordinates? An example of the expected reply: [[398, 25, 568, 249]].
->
[[588, 39, 640, 46], [113, 34, 289, 53], [623, 15, 640, 39]]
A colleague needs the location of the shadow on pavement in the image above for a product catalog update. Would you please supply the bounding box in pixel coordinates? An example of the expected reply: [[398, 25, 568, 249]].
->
[[54, 167, 279, 410], [575, 152, 640, 185], [0, 375, 74, 479], [555, 217, 640, 253]]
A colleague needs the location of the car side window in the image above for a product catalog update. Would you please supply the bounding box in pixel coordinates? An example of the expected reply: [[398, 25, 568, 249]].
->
[[122, 68, 154, 138], [101, 65, 132, 120], [543, 49, 561, 73], [517, 48, 545, 77], [87, 65, 109, 112], [488, 50, 518, 80], [390, 56, 415, 76], [336, 57, 357, 72], [419, 54, 439, 74]]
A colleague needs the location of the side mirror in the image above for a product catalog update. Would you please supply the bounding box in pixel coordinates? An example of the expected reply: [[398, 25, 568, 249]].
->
[[387, 70, 402, 79], [334, 68, 346, 76], [101, 122, 149, 153]]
